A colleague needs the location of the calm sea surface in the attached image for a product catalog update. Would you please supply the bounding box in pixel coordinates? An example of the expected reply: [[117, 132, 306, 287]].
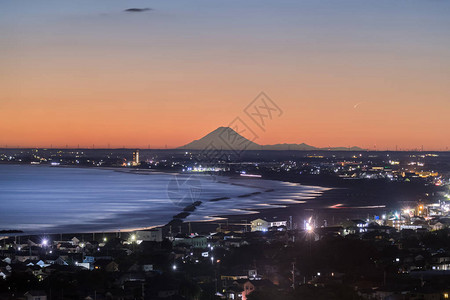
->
[[0, 165, 325, 234]]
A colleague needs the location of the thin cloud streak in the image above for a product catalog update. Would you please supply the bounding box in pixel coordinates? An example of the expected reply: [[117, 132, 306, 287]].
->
[[124, 8, 152, 13]]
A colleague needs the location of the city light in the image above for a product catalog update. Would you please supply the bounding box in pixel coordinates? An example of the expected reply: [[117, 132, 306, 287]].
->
[[305, 217, 314, 232]]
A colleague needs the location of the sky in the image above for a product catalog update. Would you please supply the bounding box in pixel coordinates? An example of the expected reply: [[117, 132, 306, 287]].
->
[[0, 0, 449, 150]]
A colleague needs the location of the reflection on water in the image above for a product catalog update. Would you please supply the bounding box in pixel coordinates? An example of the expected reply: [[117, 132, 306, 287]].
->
[[0, 165, 326, 234]]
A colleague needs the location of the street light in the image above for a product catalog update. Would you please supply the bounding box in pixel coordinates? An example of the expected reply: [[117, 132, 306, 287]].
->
[[305, 216, 314, 233]]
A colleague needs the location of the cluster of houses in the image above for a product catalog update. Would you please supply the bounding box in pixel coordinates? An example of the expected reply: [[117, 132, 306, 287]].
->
[[1, 201, 450, 299]]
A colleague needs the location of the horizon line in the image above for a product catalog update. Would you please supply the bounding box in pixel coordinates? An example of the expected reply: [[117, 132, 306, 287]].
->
[[0, 147, 448, 153]]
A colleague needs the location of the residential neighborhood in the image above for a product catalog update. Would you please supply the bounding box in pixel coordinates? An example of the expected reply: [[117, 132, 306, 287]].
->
[[1, 198, 450, 299]]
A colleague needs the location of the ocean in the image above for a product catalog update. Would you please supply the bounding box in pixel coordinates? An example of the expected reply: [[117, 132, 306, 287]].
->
[[0, 165, 326, 234]]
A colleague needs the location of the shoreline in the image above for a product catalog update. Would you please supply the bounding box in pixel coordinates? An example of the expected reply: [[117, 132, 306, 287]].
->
[[4, 163, 436, 237], [0, 165, 330, 236]]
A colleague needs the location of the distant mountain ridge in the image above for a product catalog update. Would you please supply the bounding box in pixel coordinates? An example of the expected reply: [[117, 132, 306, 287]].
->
[[179, 127, 364, 151]]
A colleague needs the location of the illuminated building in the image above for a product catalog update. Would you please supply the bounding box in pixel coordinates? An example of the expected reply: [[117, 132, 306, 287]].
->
[[250, 218, 288, 232], [134, 228, 163, 243], [415, 171, 439, 178], [415, 204, 428, 217], [132, 150, 140, 166], [250, 219, 269, 232], [386, 219, 406, 231]]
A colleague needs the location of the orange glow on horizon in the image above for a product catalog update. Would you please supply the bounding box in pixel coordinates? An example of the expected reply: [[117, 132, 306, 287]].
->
[[0, 85, 448, 151], [0, 78, 449, 150], [1, 2, 449, 151]]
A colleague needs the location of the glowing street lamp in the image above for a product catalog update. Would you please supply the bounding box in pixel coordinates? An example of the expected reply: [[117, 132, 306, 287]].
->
[[305, 216, 314, 233]]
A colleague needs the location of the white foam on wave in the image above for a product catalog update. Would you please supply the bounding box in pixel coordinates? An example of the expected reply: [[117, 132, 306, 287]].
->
[[0, 165, 327, 233]]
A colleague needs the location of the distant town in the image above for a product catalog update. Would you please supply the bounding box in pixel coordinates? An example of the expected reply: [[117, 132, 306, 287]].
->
[[0, 147, 446, 185]]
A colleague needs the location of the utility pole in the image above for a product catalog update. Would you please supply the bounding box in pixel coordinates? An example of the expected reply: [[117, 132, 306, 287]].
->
[[292, 262, 296, 290], [215, 268, 218, 295], [289, 216, 293, 231]]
